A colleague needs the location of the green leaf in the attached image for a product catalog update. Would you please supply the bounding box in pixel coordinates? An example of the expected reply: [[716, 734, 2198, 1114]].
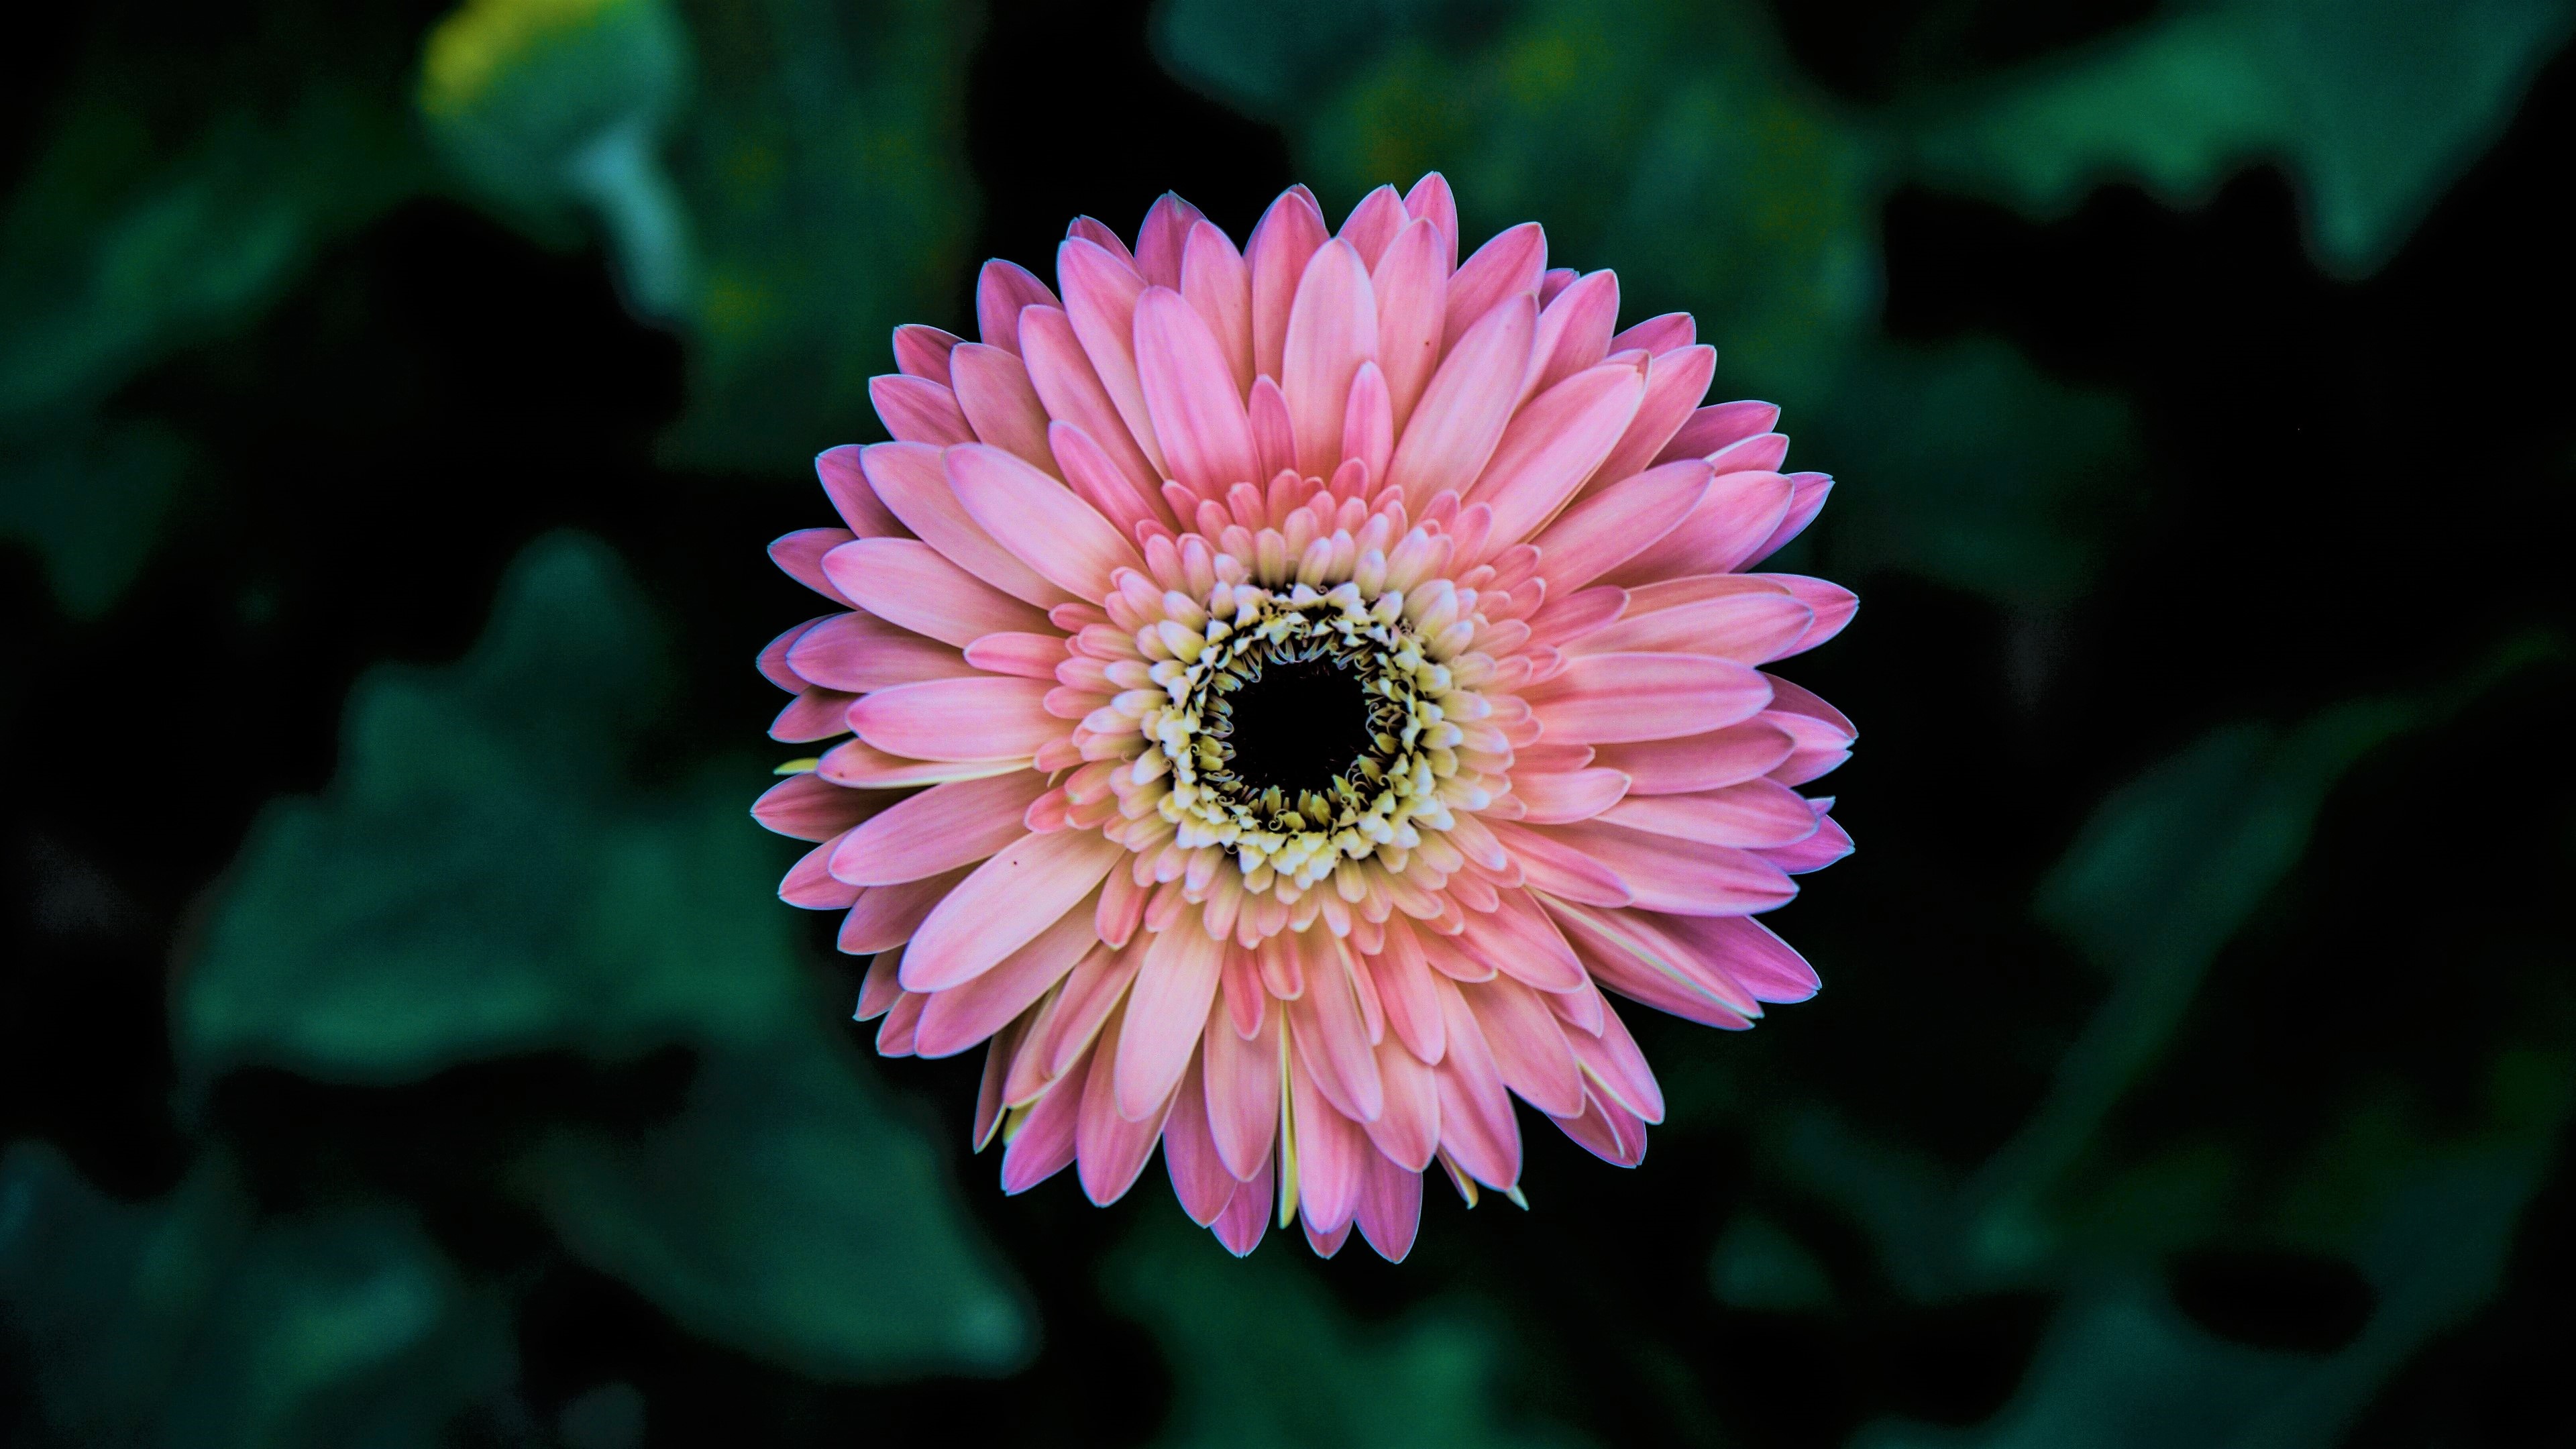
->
[[1108, 1216, 1586, 1448], [0, 1142, 511, 1449], [515, 1032, 1033, 1381], [1907, 0, 2576, 276]]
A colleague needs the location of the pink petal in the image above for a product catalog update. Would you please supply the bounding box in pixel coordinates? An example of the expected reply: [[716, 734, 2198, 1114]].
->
[[1750, 572, 1858, 658], [1116, 924, 1226, 1120], [1470, 360, 1646, 546], [1527, 270, 1619, 398], [1656, 400, 1780, 467], [1181, 219, 1254, 396], [1162, 1045, 1237, 1226], [1578, 592, 1813, 664], [1077, 1007, 1177, 1205], [1211, 1155, 1273, 1255], [1133, 287, 1259, 496], [892, 323, 960, 384], [1401, 172, 1460, 271], [1513, 767, 1633, 824], [1286, 933, 1385, 1123], [962, 631, 1068, 679], [1067, 215, 1138, 267], [1371, 217, 1450, 434], [1526, 586, 1629, 650], [1594, 721, 1799, 795], [1203, 994, 1281, 1180], [855, 950, 905, 1020], [1444, 221, 1545, 349], [1386, 294, 1535, 506], [1765, 673, 1858, 740], [860, 441, 1067, 608], [1452, 887, 1587, 993], [818, 739, 1031, 790], [1431, 979, 1521, 1189], [1525, 652, 1772, 743], [1557, 1087, 1649, 1167], [1608, 312, 1694, 356], [1547, 902, 1756, 1028], [1248, 376, 1295, 480], [780, 837, 862, 909], [1134, 192, 1203, 290], [1532, 459, 1713, 592], [1338, 182, 1407, 269], [1760, 810, 1853, 874], [850, 676, 1059, 761], [1000, 1073, 1080, 1193], [822, 538, 1051, 647], [1362, 1031, 1441, 1171], [828, 770, 1051, 885], [1247, 185, 1328, 384], [1746, 472, 1834, 567], [869, 374, 974, 446], [913, 896, 1102, 1057], [836, 867, 974, 955], [769, 686, 855, 743], [975, 258, 1059, 356], [759, 615, 826, 692], [1603, 777, 1820, 850], [1029, 939, 1143, 1089], [816, 447, 910, 538], [1342, 360, 1393, 485], [769, 527, 855, 605], [1353, 1154, 1424, 1263], [1587, 345, 1715, 492], [1303, 1217, 1353, 1258], [1281, 239, 1379, 478], [1050, 422, 1167, 541], [1654, 912, 1821, 1002], [1289, 1051, 1366, 1232], [949, 342, 1057, 475], [947, 443, 1144, 600], [1535, 820, 1797, 916], [1709, 431, 1790, 476], [1568, 995, 1665, 1122], [1462, 976, 1585, 1118], [902, 828, 1127, 990], [1485, 819, 1633, 906], [1603, 470, 1796, 585], [787, 610, 977, 692], [1537, 267, 1577, 306], [1371, 921, 1446, 1064], [1021, 306, 1161, 500], [751, 772, 891, 841]]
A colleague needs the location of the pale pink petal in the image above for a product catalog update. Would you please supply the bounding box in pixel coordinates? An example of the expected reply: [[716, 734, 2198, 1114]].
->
[[1568, 995, 1665, 1122], [1750, 572, 1858, 658], [1247, 185, 1329, 383], [1134, 192, 1204, 290], [1513, 767, 1633, 824], [1338, 183, 1407, 269], [1431, 978, 1521, 1189], [949, 342, 1058, 475], [1286, 934, 1385, 1123], [769, 686, 855, 743], [1116, 924, 1226, 1120], [1587, 344, 1715, 491], [1078, 1007, 1177, 1205], [1470, 360, 1646, 545], [1371, 921, 1446, 1064], [1247, 375, 1296, 481], [963, 631, 1068, 679], [1746, 472, 1834, 567], [975, 258, 1058, 356], [828, 771, 1051, 885], [822, 538, 1051, 647], [1526, 586, 1629, 649], [1371, 217, 1450, 434], [1537, 267, 1576, 306], [788, 611, 977, 692], [1603, 777, 1820, 850], [836, 866, 974, 955], [870, 375, 973, 446], [1594, 722, 1799, 795], [1000, 1073, 1079, 1193], [818, 739, 1031, 790], [1535, 820, 1796, 916], [1021, 306, 1161, 498], [1444, 221, 1545, 348], [1577, 592, 1813, 664], [1656, 400, 1779, 467], [1180, 219, 1254, 396], [902, 829, 1126, 990], [1526, 652, 1771, 743], [1342, 360, 1394, 484], [1289, 1051, 1366, 1232], [1532, 459, 1713, 592], [816, 445, 908, 539], [1133, 287, 1259, 496], [751, 772, 891, 841], [1387, 294, 1536, 506], [1401, 172, 1460, 271], [1352, 1155, 1424, 1263], [1608, 312, 1693, 356], [1527, 270, 1619, 397], [780, 837, 861, 909], [892, 323, 960, 383], [1603, 470, 1796, 584], [1452, 887, 1587, 994], [947, 443, 1145, 600], [1049, 422, 1167, 540], [1653, 912, 1821, 1002], [1546, 901, 1756, 1028], [1211, 1155, 1273, 1255], [1204, 995, 1281, 1181], [1709, 431, 1790, 476], [859, 440, 1067, 608], [914, 896, 1101, 1057], [1362, 1032, 1441, 1171], [769, 527, 855, 605], [1463, 977, 1585, 1118], [1029, 939, 1143, 1089], [1485, 819, 1633, 906], [850, 676, 1059, 761], [1163, 1045, 1237, 1226], [1281, 239, 1379, 478]]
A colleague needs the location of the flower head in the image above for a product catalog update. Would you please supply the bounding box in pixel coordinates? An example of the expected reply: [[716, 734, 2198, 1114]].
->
[[754, 179, 1856, 1260]]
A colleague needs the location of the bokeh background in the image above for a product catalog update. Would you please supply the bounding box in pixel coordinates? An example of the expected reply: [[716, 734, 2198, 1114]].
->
[[6, 0, 2576, 1444]]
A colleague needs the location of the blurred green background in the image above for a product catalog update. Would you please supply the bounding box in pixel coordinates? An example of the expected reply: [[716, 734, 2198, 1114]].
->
[[5, 0, 2575, 1444]]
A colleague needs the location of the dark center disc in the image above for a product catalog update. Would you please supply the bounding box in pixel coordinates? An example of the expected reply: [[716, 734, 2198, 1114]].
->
[[1220, 654, 1377, 799]]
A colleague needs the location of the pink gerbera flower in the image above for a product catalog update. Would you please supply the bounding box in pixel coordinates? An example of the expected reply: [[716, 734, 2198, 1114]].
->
[[753, 177, 1856, 1261]]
